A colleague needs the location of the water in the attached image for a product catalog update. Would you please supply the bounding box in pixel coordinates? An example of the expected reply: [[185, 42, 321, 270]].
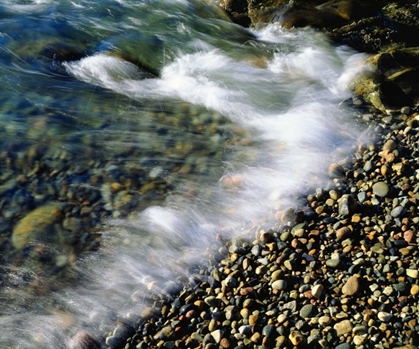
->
[[0, 0, 369, 347]]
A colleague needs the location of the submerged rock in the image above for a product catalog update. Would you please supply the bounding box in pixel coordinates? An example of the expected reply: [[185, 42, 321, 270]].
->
[[11, 202, 64, 250]]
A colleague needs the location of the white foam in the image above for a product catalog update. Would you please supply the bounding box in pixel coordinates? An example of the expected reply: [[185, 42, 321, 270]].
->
[[3, 15, 370, 349]]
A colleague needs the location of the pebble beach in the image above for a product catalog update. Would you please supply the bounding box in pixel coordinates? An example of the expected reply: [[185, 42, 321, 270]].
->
[[0, 1, 417, 348], [92, 100, 419, 349]]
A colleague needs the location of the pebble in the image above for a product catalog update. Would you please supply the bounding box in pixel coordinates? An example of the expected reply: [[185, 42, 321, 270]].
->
[[318, 315, 331, 326], [326, 259, 341, 268], [353, 334, 366, 345], [299, 304, 314, 318], [383, 139, 397, 153], [335, 226, 352, 241], [391, 205, 405, 217], [11, 202, 64, 250], [372, 181, 390, 197], [90, 94, 420, 349], [289, 331, 305, 346], [378, 311, 392, 322], [272, 279, 287, 290], [342, 276, 360, 296], [406, 269, 418, 279], [334, 319, 353, 335], [311, 284, 324, 298]]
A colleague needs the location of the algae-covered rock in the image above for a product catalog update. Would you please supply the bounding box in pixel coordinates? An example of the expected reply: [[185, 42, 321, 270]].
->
[[350, 47, 418, 110], [12, 202, 64, 250]]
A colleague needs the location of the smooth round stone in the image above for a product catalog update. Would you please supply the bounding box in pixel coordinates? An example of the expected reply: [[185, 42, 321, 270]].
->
[[372, 182, 389, 197], [238, 325, 252, 336], [318, 315, 331, 326], [342, 276, 360, 296], [391, 206, 405, 217], [353, 335, 367, 346], [240, 308, 249, 319], [406, 269, 418, 278], [11, 202, 64, 250], [410, 285, 419, 295], [326, 259, 340, 268], [280, 231, 291, 242], [271, 270, 283, 281], [357, 191, 366, 203], [363, 161, 373, 172], [311, 284, 324, 299], [378, 311, 392, 322], [272, 279, 287, 291], [335, 226, 351, 241], [383, 139, 397, 152], [70, 331, 101, 349], [277, 313, 287, 324], [262, 324, 276, 337], [299, 304, 314, 319], [250, 332, 260, 343], [334, 320, 353, 335], [383, 286, 393, 296], [251, 245, 260, 256]]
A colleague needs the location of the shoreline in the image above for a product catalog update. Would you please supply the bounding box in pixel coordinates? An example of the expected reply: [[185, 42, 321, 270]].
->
[[91, 2, 419, 347], [92, 96, 418, 349]]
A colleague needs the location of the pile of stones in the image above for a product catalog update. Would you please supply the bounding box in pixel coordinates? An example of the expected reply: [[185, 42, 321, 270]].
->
[[84, 102, 418, 349]]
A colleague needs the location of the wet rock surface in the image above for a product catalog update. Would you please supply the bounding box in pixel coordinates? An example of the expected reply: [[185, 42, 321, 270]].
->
[[214, 0, 419, 114], [0, 100, 245, 309], [215, 0, 418, 52]]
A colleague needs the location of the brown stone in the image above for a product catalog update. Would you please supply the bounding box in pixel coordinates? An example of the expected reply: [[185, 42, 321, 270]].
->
[[328, 163, 345, 178], [334, 319, 353, 335], [289, 331, 305, 346], [403, 230, 415, 243], [383, 139, 397, 153], [249, 315, 258, 326], [220, 338, 230, 348], [12, 202, 64, 250], [342, 276, 360, 296], [385, 152, 396, 163], [410, 285, 419, 296], [335, 226, 352, 241], [240, 287, 254, 296], [69, 331, 101, 349]]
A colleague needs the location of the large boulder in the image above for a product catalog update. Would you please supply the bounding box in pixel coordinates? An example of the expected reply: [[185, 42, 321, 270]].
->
[[350, 47, 418, 111], [214, 0, 419, 53]]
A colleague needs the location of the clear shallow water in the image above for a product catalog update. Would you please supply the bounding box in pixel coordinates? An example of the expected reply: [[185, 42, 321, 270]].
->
[[0, 0, 368, 347]]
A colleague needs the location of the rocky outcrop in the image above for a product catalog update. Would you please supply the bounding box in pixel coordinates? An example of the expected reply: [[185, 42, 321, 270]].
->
[[350, 47, 418, 112], [215, 0, 418, 53], [214, 0, 419, 111]]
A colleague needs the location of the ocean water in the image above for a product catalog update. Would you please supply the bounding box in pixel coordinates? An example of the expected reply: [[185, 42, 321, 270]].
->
[[0, 0, 369, 347]]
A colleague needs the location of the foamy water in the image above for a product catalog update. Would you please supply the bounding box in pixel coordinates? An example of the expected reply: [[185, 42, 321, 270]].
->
[[0, 1, 369, 347]]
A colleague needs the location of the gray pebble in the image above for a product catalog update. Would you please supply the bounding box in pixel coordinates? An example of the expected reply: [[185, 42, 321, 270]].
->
[[372, 182, 389, 197]]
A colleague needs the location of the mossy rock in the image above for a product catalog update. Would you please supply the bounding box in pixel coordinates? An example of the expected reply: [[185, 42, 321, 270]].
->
[[12, 202, 64, 250], [350, 47, 418, 110]]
